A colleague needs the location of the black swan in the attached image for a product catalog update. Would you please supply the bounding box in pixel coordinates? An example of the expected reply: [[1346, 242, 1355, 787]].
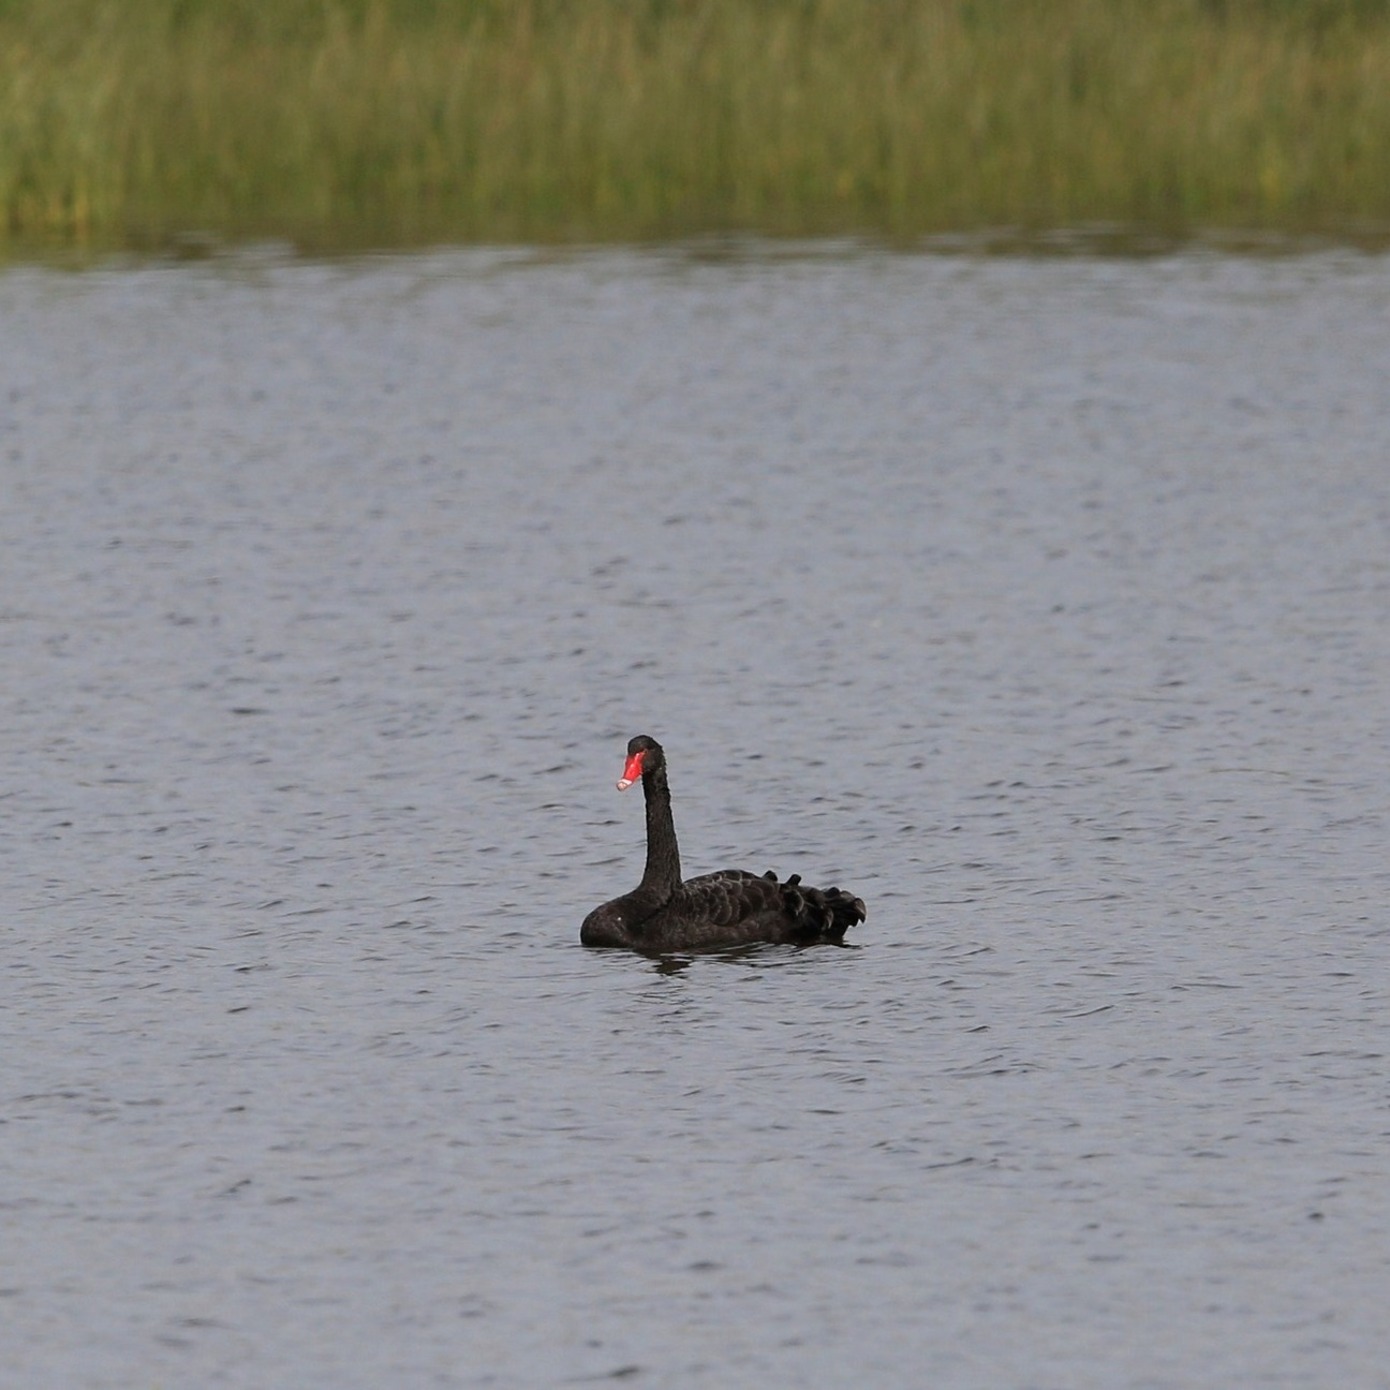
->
[[580, 735, 866, 952]]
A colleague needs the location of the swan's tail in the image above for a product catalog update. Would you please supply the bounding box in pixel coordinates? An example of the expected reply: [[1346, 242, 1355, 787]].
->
[[765, 871, 867, 944]]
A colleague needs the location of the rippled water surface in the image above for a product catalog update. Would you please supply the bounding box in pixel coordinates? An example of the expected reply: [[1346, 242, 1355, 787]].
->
[[4, 246, 1389, 1388]]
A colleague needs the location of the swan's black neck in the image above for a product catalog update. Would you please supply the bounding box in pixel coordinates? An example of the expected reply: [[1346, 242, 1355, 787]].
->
[[638, 762, 682, 897]]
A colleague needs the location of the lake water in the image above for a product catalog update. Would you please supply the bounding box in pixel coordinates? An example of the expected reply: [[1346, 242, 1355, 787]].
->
[[3, 244, 1388, 1388]]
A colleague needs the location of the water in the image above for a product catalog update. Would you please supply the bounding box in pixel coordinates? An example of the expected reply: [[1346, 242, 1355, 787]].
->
[[3, 245, 1388, 1388]]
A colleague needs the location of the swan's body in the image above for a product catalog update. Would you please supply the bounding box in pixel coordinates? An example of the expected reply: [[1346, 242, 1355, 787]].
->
[[581, 735, 866, 953]]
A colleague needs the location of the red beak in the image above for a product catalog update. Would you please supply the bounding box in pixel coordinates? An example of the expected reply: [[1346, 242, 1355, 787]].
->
[[616, 750, 645, 790]]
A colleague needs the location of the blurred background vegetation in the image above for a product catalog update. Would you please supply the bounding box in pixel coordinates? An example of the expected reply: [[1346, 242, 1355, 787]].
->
[[4, 0, 1390, 254]]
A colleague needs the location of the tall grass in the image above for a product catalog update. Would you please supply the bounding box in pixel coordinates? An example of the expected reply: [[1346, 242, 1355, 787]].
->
[[4, 0, 1390, 252]]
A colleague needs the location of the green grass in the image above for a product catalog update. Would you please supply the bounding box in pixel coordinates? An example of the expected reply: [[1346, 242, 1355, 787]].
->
[[4, 0, 1390, 254]]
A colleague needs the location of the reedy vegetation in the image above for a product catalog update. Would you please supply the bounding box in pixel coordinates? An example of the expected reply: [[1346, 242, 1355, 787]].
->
[[3, 0, 1390, 252]]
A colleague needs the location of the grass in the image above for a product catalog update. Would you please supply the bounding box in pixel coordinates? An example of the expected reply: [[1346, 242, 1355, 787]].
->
[[4, 0, 1390, 254]]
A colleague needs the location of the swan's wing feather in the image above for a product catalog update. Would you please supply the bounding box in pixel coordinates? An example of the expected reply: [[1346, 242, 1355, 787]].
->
[[675, 870, 781, 926]]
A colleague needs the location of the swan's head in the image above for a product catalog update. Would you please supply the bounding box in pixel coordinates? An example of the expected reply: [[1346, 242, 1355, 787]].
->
[[616, 733, 665, 790]]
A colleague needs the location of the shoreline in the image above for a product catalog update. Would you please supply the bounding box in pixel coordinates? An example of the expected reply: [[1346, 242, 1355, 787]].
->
[[7, 0, 1390, 257]]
